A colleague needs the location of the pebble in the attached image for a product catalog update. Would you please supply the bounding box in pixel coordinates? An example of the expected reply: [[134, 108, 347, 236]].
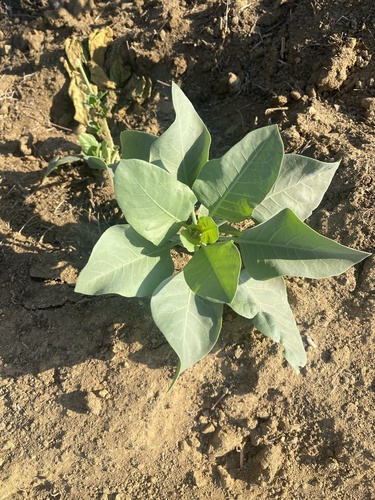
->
[[361, 97, 375, 111], [305, 85, 317, 98], [201, 423, 216, 434], [0, 44, 11, 55], [216, 465, 234, 489], [218, 72, 241, 94], [290, 90, 301, 101], [86, 392, 102, 415], [67, 0, 95, 17], [273, 94, 288, 106], [193, 470, 207, 488]]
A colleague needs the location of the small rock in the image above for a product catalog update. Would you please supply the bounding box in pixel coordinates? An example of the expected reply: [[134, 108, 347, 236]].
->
[[67, 0, 95, 17], [314, 39, 357, 92], [178, 440, 189, 452], [305, 85, 317, 98], [218, 72, 241, 94], [201, 423, 216, 434], [290, 90, 301, 101], [192, 470, 207, 488], [86, 391, 102, 415], [234, 346, 243, 359], [307, 105, 317, 116], [186, 435, 200, 449], [361, 97, 375, 111], [198, 415, 208, 425], [216, 465, 234, 489], [0, 44, 12, 55], [173, 56, 188, 77], [227, 72, 241, 93], [210, 426, 244, 456], [20, 29, 45, 53], [19, 135, 33, 156], [281, 125, 302, 151], [272, 94, 288, 106], [257, 443, 283, 481]]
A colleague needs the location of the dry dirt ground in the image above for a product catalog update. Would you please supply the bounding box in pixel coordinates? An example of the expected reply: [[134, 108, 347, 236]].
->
[[0, 0, 374, 498]]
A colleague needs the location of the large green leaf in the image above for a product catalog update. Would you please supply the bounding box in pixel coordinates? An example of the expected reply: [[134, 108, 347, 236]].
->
[[149, 82, 211, 187], [75, 225, 174, 297], [230, 270, 306, 371], [252, 154, 340, 223], [151, 272, 223, 383], [240, 208, 371, 279], [228, 271, 259, 320], [183, 241, 241, 303], [114, 159, 197, 245], [193, 125, 283, 222], [120, 130, 158, 161]]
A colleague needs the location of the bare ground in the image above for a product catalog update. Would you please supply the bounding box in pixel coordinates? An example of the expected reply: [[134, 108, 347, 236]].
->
[[0, 1, 374, 498]]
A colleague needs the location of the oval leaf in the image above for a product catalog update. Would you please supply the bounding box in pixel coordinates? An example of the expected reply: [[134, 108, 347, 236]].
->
[[180, 230, 200, 252], [149, 82, 211, 187], [193, 125, 283, 222], [84, 155, 108, 170], [252, 153, 340, 223], [240, 208, 371, 279], [75, 225, 174, 297], [79, 133, 100, 156], [230, 270, 307, 371], [114, 159, 197, 245], [184, 241, 241, 303], [151, 272, 223, 383], [120, 130, 158, 161]]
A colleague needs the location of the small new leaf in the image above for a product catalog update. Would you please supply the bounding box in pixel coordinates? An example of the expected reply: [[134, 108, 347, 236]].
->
[[197, 216, 219, 244], [180, 229, 201, 252], [79, 133, 100, 156], [84, 156, 108, 170]]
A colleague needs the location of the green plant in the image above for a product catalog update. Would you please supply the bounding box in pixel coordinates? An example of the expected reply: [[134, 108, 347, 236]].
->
[[43, 59, 119, 182], [43, 27, 153, 184], [75, 83, 370, 385]]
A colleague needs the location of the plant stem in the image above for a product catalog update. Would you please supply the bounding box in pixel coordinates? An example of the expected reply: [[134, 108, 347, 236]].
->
[[217, 220, 229, 227], [77, 59, 94, 94], [77, 58, 119, 164], [102, 118, 117, 160], [191, 210, 197, 225]]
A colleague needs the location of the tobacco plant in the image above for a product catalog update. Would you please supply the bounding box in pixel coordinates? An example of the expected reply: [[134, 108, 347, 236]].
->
[[43, 59, 119, 182], [75, 83, 370, 385]]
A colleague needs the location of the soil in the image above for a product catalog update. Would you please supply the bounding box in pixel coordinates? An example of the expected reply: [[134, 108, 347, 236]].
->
[[0, 1, 374, 499]]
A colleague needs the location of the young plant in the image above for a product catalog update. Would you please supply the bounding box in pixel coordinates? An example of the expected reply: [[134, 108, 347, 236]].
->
[[43, 59, 119, 183], [75, 83, 370, 385]]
